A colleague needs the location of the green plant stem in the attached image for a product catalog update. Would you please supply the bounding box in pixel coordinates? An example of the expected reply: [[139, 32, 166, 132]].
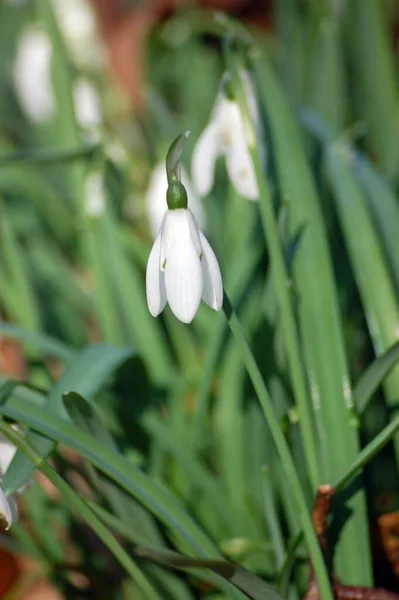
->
[[222, 294, 333, 600], [334, 412, 399, 493], [0, 143, 100, 167], [0, 421, 161, 600], [225, 50, 320, 491]]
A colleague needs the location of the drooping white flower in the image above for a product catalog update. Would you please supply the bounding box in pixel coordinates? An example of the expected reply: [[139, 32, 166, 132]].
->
[[0, 487, 18, 530], [0, 434, 19, 530], [146, 181, 223, 324], [0, 435, 17, 475], [51, 0, 104, 69], [74, 78, 102, 130], [84, 171, 106, 218], [145, 162, 206, 239], [191, 70, 261, 201], [13, 27, 56, 124]]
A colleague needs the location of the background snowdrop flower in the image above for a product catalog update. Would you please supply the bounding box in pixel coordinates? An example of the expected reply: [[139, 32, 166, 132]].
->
[[74, 78, 103, 137], [84, 171, 106, 218], [0, 487, 18, 530], [13, 27, 56, 124], [0, 434, 19, 530], [145, 162, 206, 239], [146, 179, 223, 324], [51, 0, 104, 70], [191, 70, 262, 201]]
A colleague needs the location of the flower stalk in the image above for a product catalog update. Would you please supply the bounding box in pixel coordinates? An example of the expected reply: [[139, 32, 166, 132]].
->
[[222, 292, 333, 600]]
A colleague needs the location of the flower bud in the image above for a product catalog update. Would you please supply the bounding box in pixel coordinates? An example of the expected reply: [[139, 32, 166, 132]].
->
[[166, 180, 188, 210]]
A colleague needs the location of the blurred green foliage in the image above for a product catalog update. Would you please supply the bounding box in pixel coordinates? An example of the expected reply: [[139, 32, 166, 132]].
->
[[0, 0, 398, 598]]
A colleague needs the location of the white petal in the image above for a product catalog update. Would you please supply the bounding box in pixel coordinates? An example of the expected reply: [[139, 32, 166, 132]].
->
[[0, 486, 18, 530], [160, 209, 201, 270], [146, 233, 167, 317], [225, 130, 259, 201], [165, 237, 203, 324], [74, 78, 102, 128], [191, 122, 222, 197], [0, 435, 16, 476], [84, 171, 106, 217], [13, 28, 56, 124], [199, 232, 223, 311]]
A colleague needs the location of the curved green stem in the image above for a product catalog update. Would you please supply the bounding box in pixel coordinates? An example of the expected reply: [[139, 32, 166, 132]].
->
[[222, 293, 333, 600], [0, 144, 100, 167], [0, 421, 161, 600]]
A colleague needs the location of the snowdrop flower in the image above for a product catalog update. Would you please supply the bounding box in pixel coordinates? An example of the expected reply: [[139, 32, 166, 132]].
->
[[13, 27, 56, 124], [0, 434, 19, 530], [74, 78, 102, 131], [192, 70, 261, 201], [51, 0, 104, 69], [84, 171, 106, 218], [145, 162, 206, 239], [146, 136, 223, 324]]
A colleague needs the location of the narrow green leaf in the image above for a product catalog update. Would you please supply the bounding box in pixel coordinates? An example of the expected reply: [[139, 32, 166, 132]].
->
[[136, 547, 284, 600], [0, 206, 40, 330], [64, 390, 164, 547], [353, 157, 399, 289], [0, 322, 75, 362], [3, 344, 133, 493], [0, 380, 21, 406], [307, 15, 347, 130], [345, 0, 399, 179], [142, 412, 232, 535], [0, 420, 162, 600], [354, 342, 399, 414], [335, 412, 399, 492], [0, 398, 244, 599], [88, 501, 196, 600], [252, 55, 372, 584], [326, 142, 399, 457], [0, 397, 220, 556]]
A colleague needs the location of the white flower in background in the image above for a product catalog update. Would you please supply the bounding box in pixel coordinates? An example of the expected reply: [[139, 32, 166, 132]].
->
[[0, 487, 18, 531], [191, 70, 261, 201], [13, 27, 56, 124], [0, 434, 19, 530], [145, 162, 206, 239], [51, 0, 104, 69], [84, 171, 106, 218], [74, 78, 102, 130], [146, 180, 223, 324]]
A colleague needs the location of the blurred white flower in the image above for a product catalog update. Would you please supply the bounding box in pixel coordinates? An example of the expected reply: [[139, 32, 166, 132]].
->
[[191, 70, 261, 201], [74, 78, 102, 129], [0, 434, 19, 530], [146, 207, 223, 323], [0, 487, 18, 530], [84, 171, 106, 218], [0, 435, 17, 475], [146, 162, 205, 239], [13, 27, 56, 124], [51, 0, 105, 69]]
